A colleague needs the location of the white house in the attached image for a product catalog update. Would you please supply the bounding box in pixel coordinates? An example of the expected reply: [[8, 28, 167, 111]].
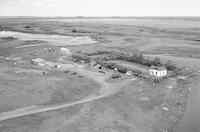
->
[[149, 66, 167, 77]]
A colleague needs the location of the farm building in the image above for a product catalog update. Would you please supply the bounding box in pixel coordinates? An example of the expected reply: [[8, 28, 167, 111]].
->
[[80, 60, 85, 64], [114, 68, 118, 71], [32, 58, 44, 64], [149, 66, 167, 77], [89, 61, 103, 69], [95, 64, 103, 69], [89, 61, 97, 67], [60, 47, 71, 55], [126, 70, 133, 76]]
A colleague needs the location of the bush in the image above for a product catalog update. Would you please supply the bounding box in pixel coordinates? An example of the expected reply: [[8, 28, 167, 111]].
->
[[72, 29, 77, 33], [111, 73, 121, 78], [172, 67, 193, 76], [1, 37, 17, 40], [164, 60, 176, 71], [73, 50, 179, 76], [132, 69, 142, 76], [24, 25, 31, 29], [99, 52, 178, 71], [96, 61, 127, 73], [83, 50, 113, 56], [72, 53, 92, 63], [152, 57, 161, 66], [151, 77, 163, 84], [115, 65, 127, 73]]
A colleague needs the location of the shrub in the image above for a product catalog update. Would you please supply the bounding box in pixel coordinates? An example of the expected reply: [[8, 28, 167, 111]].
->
[[72, 29, 77, 33], [164, 60, 176, 71], [151, 77, 163, 84], [172, 67, 193, 76], [83, 50, 113, 56], [132, 69, 142, 76], [111, 73, 121, 78], [152, 57, 161, 66], [115, 65, 127, 73], [1, 37, 17, 40], [24, 25, 31, 29], [72, 53, 92, 63]]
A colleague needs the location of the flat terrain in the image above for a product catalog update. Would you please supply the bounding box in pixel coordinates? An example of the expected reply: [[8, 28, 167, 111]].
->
[[0, 17, 199, 132], [108, 60, 149, 73]]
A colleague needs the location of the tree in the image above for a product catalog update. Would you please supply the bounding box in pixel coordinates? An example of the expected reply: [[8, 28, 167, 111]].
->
[[72, 29, 77, 33], [153, 57, 161, 66], [24, 25, 31, 29], [165, 60, 176, 70]]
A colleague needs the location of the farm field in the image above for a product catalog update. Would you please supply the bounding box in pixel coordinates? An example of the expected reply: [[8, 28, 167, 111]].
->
[[0, 17, 199, 132]]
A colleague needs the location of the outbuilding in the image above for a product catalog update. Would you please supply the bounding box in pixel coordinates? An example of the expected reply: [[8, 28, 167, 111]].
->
[[149, 66, 167, 77], [89, 61, 97, 67], [60, 47, 71, 55], [32, 58, 45, 65], [95, 64, 103, 69], [126, 70, 133, 76]]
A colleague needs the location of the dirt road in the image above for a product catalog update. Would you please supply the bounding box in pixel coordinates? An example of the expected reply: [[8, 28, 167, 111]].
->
[[0, 67, 128, 122], [172, 74, 200, 132]]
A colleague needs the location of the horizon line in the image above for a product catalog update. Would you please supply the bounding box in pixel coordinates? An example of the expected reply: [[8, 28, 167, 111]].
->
[[0, 16, 200, 18]]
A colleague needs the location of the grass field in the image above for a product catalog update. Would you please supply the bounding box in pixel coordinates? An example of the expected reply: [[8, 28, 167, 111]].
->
[[0, 17, 199, 132]]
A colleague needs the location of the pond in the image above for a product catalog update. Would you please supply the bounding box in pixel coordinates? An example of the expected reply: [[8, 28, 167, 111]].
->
[[0, 31, 97, 46]]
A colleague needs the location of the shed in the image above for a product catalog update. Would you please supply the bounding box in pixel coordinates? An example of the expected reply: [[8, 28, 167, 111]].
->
[[89, 61, 97, 67], [60, 47, 71, 55], [114, 68, 118, 71], [126, 70, 133, 76]]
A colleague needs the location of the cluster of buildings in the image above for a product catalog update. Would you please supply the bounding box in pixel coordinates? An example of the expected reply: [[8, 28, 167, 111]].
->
[[34, 46, 168, 78], [31, 47, 73, 69], [88, 61, 167, 77], [1, 56, 30, 65], [32, 58, 74, 69]]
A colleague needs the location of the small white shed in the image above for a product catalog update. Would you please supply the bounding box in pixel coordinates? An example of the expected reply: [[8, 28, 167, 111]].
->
[[60, 47, 71, 55]]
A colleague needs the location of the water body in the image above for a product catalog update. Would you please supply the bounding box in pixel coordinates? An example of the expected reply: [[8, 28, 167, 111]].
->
[[0, 31, 97, 46]]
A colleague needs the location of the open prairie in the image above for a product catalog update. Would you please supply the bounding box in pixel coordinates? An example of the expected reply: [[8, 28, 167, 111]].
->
[[0, 17, 199, 132]]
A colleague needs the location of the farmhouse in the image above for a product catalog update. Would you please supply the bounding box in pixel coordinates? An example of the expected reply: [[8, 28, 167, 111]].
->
[[149, 66, 167, 77]]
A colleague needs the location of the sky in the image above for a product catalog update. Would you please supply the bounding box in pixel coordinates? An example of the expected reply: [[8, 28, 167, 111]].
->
[[0, 0, 199, 16]]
